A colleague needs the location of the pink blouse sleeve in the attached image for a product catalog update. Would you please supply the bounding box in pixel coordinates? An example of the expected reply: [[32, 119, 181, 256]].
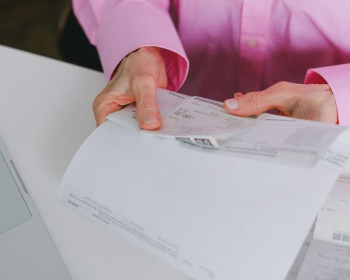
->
[[305, 64, 350, 126], [72, 0, 189, 91]]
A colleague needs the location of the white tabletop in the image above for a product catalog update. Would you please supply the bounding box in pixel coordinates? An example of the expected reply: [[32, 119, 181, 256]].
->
[[0, 45, 190, 280], [1, 45, 349, 280]]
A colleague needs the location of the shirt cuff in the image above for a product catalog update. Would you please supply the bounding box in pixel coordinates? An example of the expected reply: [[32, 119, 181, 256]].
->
[[305, 64, 350, 126], [96, 1, 189, 91]]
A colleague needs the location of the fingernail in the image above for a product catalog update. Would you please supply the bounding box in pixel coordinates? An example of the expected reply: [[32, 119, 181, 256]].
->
[[144, 116, 158, 125], [225, 98, 239, 110]]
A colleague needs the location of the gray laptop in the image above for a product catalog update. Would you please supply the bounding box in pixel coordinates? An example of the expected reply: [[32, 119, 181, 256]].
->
[[0, 135, 71, 280]]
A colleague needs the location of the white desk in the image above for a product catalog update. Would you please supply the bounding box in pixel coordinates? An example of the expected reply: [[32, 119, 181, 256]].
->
[[1, 45, 350, 280], [0, 45, 190, 280]]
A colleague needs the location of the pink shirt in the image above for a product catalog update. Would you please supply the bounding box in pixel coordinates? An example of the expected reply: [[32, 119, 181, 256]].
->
[[73, 0, 350, 125]]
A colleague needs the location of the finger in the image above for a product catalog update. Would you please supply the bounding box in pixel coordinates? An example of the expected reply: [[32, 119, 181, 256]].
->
[[222, 92, 244, 114], [234, 92, 244, 98], [133, 76, 162, 130], [93, 84, 135, 127], [93, 93, 125, 126], [224, 90, 276, 117], [224, 82, 303, 117]]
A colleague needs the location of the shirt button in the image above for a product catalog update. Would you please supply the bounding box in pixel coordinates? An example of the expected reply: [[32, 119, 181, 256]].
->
[[248, 38, 258, 48]]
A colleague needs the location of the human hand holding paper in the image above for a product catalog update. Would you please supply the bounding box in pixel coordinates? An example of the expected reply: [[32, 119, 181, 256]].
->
[[107, 89, 347, 166], [92, 46, 167, 130], [224, 82, 337, 124]]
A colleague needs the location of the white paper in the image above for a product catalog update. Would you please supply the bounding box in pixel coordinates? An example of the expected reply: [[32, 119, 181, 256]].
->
[[60, 116, 350, 280]]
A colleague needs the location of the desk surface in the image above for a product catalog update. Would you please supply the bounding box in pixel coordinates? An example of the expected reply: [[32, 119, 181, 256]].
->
[[0, 45, 190, 280], [0, 45, 349, 280]]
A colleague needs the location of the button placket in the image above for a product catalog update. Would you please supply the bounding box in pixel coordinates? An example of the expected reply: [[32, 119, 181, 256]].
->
[[248, 38, 258, 48], [237, 0, 273, 93]]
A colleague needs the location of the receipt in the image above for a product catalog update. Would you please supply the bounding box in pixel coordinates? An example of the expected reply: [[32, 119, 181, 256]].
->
[[315, 177, 350, 243], [107, 89, 189, 131], [145, 94, 347, 166], [296, 239, 350, 280], [297, 177, 350, 280], [145, 96, 253, 138], [108, 89, 348, 166]]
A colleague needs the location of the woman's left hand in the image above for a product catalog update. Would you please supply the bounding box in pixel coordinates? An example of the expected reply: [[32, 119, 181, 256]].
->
[[224, 82, 337, 124]]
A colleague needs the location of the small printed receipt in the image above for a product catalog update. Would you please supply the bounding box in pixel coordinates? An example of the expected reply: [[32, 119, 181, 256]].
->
[[108, 89, 348, 166]]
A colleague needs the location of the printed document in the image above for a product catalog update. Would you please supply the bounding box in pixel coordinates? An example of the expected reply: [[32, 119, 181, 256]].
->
[[108, 89, 347, 166], [297, 177, 350, 279], [60, 89, 350, 280]]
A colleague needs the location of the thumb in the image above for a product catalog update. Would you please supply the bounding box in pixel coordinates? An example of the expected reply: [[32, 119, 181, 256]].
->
[[224, 91, 274, 117], [134, 77, 162, 130]]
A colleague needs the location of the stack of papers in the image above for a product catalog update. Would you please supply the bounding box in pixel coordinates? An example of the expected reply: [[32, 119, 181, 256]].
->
[[108, 89, 347, 166], [60, 89, 350, 280]]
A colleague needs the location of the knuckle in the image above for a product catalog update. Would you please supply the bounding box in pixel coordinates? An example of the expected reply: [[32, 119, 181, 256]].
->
[[131, 75, 157, 99], [133, 73, 156, 85], [130, 74, 156, 93], [273, 81, 291, 94], [276, 81, 289, 88], [244, 92, 261, 110], [274, 81, 292, 92], [92, 93, 104, 113], [137, 98, 158, 112]]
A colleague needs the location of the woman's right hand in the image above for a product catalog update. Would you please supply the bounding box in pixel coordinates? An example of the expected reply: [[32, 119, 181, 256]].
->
[[93, 46, 168, 130]]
